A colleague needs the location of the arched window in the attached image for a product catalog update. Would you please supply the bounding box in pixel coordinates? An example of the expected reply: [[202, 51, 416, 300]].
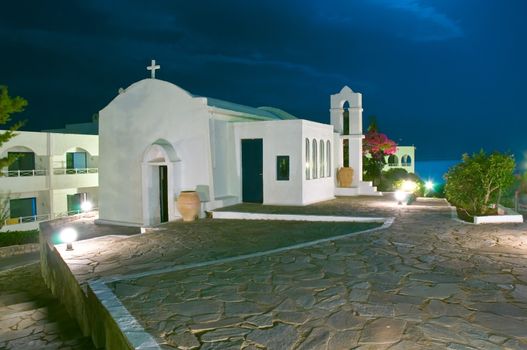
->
[[342, 101, 350, 135], [326, 140, 331, 176], [312, 139, 318, 179], [401, 155, 412, 166], [320, 141, 325, 178], [388, 155, 399, 166], [305, 138, 310, 180]]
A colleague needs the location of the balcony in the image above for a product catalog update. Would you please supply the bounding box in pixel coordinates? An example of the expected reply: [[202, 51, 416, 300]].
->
[[51, 168, 98, 189], [0, 168, 99, 192], [1, 169, 47, 177], [0, 169, 48, 192], [53, 168, 98, 175], [1, 214, 51, 232]]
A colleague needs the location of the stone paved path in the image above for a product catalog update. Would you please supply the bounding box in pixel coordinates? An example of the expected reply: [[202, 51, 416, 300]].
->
[[56, 219, 379, 287], [52, 196, 527, 349], [0, 263, 95, 349]]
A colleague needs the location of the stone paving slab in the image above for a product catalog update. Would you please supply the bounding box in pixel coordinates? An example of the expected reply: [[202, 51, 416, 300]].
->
[[52, 196, 527, 349], [0, 263, 94, 349], [55, 218, 380, 286]]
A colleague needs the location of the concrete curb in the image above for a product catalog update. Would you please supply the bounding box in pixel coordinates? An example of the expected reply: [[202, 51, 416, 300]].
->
[[211, 211, 387, 223]]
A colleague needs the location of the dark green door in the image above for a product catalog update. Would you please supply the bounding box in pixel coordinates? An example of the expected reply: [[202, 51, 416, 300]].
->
[[159, 166, 168, 223], [8, 152, 35, 176], [242, 139, 263, 203], [67, 193, 87, 214], [66, 152, 87, 173], [10, 198, 36, 219]]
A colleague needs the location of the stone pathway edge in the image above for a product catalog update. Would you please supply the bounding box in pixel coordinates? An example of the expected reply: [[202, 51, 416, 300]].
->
[[88, 215, 394, 349]]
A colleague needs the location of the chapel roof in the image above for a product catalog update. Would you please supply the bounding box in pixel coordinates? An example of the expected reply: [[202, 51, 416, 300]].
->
[[205, 97, 298, 120]]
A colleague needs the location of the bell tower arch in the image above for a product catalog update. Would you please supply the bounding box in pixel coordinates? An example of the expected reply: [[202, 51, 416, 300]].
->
[[330, 86, 364, 186]]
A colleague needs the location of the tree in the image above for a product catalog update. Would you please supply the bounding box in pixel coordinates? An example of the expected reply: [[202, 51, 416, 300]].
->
[[444, 150, 515, 216], [362, 120, 397, 186], [0, 85, 27, 170], [0, 86, 27, 229]]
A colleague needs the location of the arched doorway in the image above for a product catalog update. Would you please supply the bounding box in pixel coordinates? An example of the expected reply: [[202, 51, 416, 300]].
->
[[141, 140, 181, 226]]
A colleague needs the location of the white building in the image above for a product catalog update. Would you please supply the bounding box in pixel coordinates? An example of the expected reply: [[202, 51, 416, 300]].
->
[[385, 145, 415, 173], [0, 131, 98, 232], [97, 77, 379, 227]]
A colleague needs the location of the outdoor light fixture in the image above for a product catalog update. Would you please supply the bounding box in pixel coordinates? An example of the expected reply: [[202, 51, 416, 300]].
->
[[80, 201, 93, 212], [80, 201, 92, 212], [425, 180, 434, 191], [60, 227, 78, 251], [401, 180, 417, 193], [394, 190, 407, 205]]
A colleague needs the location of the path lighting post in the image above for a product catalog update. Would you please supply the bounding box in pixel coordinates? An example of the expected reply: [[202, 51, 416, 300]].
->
[[60, 227, 78, 251]]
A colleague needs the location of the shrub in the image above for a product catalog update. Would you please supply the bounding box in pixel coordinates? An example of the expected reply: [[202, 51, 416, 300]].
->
[[378, 168, 424, 196], [0, 230, 39, 247], [444, 150, 515, 216]]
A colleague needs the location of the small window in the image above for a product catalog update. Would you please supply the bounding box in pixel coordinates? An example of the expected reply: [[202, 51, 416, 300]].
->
[[305, 138, 310, 180], [312, 139, 318, 179], [388, 155, 399, 166], [276, 156, 290, 181], [401, 155, 412, 166], [326, 140, 331, 176], [320, 141, 325, 178]]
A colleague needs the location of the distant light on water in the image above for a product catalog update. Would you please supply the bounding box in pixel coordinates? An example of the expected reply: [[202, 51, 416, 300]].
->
[[416, 160, 459, 184]]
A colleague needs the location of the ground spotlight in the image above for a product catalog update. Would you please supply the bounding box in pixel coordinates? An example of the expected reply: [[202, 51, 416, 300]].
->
[[60, 227, 78, 251], [425, 180, 434, 191], [80, 201, 93, 212], [394, 190, 408, 205]]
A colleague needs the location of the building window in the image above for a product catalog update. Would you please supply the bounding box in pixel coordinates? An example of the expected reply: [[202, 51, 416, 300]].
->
[[67, 193, 88, 215], [320, 141, 325, 178], [312, 139, 318, 179], [401, 155, 412, 166], [9, 197, 37, 221], [66, 152, 87, 173], [326, 140, 331, 176], [388, 155, 399, 166], [305, 138, 310, 180], [8, 152, 35, 176], [276, 156, 290, 181]]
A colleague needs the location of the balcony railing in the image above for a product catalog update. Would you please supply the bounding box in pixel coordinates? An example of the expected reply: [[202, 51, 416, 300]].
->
[[3, 209, 99, 227], [53, 168, 98, 175], [3, 214, 51, 226], [1, 169, 47, 177]]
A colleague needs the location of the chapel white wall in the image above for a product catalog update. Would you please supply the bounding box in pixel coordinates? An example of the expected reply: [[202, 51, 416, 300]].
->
[[301, 121, 335, 205], [234, 120, 334, 206], [98, 79, 215, 226]]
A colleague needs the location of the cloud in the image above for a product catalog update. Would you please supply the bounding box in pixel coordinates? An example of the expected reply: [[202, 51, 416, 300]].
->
[[373, 0, 463, 40], [195, 54, 348, 82]]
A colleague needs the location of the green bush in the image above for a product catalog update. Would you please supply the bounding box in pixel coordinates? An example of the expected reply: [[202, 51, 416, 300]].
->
[[0, 230, 39, 247], [444, 150, 515, 216], [378, 168, 424, 196]]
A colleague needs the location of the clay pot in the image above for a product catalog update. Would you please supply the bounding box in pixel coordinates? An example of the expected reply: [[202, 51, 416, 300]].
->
[[177, 191, 200, 221], [337, 167, 354, 187]]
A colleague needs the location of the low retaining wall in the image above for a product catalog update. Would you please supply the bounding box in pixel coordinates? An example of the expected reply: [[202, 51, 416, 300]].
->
[[39, 218, 135, 350], [211, 211, 387, 223], [0, 243, 39, 258]]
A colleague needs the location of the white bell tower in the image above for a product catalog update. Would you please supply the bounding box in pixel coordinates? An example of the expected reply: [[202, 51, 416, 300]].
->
[[330, 86, 380, 196]]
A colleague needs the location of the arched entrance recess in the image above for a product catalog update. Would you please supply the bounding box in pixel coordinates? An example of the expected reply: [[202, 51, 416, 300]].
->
[[141, 139, 182, 226]]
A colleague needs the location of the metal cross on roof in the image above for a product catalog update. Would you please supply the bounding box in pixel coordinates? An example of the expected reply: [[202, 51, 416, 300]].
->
[[147, 59, 160, 79]]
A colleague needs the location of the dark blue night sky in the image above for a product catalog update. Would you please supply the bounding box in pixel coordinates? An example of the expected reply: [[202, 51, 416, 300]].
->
[[1, 1, 526, 164]]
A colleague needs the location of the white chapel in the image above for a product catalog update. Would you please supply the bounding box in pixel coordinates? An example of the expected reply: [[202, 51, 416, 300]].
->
[[97, 63, 379, 227]]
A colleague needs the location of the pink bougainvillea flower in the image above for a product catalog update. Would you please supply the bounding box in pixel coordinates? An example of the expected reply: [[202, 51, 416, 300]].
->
[[363, 130, 397, 157]]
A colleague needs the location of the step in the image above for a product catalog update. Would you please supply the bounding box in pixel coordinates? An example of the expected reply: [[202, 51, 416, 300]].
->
[[0, 292, 33, 307]]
